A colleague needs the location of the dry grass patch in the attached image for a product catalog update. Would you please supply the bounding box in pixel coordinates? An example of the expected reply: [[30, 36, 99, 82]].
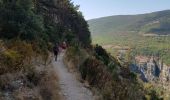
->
[[39, 67, 61, 100]]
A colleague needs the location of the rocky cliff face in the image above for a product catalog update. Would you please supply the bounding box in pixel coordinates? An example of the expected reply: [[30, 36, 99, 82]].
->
[[159, 64, 170, 89], [130, 56, 170, 85]]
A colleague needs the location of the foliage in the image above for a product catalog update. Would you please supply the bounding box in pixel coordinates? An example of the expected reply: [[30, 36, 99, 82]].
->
[[91, 27, 170, 65], [94, 44, 110, 65], [35, 0, 91, 46], [88, 10, 170, 36], [143, 83, 164, 100], [89, 10, 170, 65], [0, 0, 46, 41], [0, 0, 91, 50], [0, 0, 91, 99], [0, 0, 92, 75], [0, 49, 22, 73], [148, 18, 170, 35], [94, 45, 121, 73], [26, 66, 43, 86], [65, 46, 144, 100], [0, 40, 35, 74]]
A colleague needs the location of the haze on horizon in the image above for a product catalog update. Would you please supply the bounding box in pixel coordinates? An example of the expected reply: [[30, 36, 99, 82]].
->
[[72, 0, 170, 20]]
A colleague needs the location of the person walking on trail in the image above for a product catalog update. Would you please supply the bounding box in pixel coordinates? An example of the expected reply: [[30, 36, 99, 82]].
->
[[53, 43, 59, 61], [61, 41, 67, 49]]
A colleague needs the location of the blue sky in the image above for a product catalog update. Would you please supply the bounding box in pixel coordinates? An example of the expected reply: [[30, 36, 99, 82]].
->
[[72, 0, 170, 20]]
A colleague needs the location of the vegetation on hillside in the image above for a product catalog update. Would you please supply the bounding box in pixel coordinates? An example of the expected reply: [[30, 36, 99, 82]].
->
[[88, 10, 170, 65], [88, 10, 170, 99], [35, 0, 91, 46], [0, 0, 91, 99], [0, 0, 165, 99], [64, 46, 163, 100], [0, 0, 91, 46], [88, 10, 170, 35]]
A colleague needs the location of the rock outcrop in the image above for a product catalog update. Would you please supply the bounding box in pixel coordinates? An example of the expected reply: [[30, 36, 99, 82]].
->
[[130, 56, 170, 85]]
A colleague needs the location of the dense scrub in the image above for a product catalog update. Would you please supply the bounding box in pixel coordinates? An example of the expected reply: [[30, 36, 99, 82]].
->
[[0, 40, 61, 100], [64, 46, 150, 100]]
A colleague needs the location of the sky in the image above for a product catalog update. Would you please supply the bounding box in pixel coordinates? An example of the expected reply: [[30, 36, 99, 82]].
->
[[72, 0, 170, 20]]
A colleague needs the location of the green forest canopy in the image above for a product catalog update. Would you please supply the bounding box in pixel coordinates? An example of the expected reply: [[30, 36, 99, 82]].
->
[[0, 0, 91, 47]]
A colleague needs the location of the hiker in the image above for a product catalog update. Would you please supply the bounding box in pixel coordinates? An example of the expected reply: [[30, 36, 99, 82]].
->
[[53, 43, 59, 61], [61, 41, 67, 49]]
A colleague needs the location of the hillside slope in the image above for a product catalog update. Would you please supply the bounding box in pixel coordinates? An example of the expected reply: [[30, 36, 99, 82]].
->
[[0, 0, 91, 99], [88, 10, 170, 36]]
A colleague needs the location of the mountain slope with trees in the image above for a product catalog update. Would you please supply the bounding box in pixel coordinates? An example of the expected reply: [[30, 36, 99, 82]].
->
[[88, 10, 170, 36], [88, 10, 170, 66]]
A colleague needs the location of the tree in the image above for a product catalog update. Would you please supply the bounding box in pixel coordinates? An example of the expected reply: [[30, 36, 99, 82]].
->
[[0, 0, 46, 41], [35, 0, 91, 46], [0, 0, 91, 47]]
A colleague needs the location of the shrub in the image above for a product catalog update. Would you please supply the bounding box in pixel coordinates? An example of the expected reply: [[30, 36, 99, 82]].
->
[[94, 44, 110, 65], [26, 67, 43, 86], [65, 46, 145, 100], [39, 67, 61, 100], [0, 40, 35, 74], [81, 57, 110, 83], [0, 49, 22, 74]]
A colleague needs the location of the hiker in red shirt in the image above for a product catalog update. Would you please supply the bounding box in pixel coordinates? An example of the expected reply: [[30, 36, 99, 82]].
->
[[61, 41, 67, 50]]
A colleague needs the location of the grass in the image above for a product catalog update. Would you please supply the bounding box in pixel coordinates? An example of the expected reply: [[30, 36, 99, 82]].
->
[[88, 10, 170, 36], [0, 40, 62, 100], [92, 31, 170, 65]]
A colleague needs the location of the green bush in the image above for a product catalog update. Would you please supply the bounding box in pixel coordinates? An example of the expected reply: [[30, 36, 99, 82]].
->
[[0, 0, 46, 41], [94, 44, 110, 65]]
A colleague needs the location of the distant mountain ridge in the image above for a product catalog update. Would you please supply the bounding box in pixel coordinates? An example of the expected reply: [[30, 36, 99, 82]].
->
[[88, 10, 170, 36]]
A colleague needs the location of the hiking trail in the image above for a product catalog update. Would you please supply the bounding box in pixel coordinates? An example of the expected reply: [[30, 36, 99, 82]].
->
[[53, 52, 95, 100]]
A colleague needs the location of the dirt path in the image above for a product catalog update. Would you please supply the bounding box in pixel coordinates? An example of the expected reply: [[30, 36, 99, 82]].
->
[[53, 52, 95, 100]]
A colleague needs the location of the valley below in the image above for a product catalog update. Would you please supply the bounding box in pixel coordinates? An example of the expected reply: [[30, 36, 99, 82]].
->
[[94, 31, 170, 99], [88, 10, 170, 99]]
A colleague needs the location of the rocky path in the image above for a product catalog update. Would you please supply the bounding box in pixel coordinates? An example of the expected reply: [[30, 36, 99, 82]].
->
[[53, 53, 94, 100]]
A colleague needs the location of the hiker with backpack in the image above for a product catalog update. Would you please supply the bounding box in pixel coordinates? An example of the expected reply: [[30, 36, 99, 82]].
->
[[53, 43, 59, 61]]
